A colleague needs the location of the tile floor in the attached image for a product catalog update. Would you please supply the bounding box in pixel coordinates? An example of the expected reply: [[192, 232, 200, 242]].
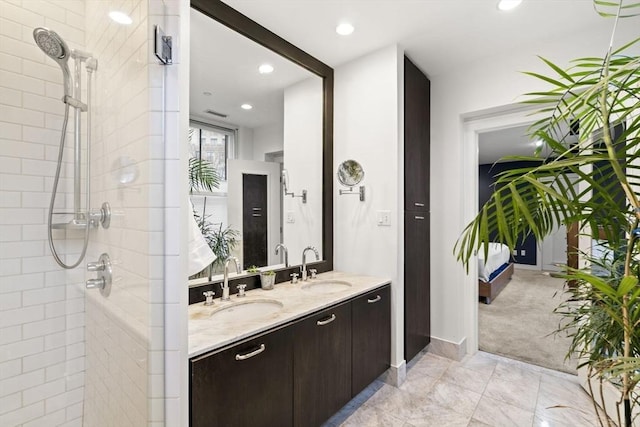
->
[[324, 351, 606, 427]]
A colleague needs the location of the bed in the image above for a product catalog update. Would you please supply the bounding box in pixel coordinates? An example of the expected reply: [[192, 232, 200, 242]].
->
[[478, 243, 514, 304]]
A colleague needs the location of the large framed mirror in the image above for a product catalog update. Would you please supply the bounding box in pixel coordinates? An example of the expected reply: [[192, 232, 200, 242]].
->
[[189, 0, 333, 288]]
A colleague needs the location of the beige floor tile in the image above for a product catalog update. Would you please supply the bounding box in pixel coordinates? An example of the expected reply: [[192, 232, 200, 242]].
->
[[325, 351, 604, 427], [456, 352, 498, 377], [492, 361, 542, 384], [399, 370, 439, 396], [467, 418, 494, 427], [440, 364, 493, 394], [425, 379, 483, 418], [339, 404, 406, 427], [534, 404, 600, 427], [408, 352, 453, 379], [404, 406, 471, 427], [472, 395, 535, 427], [483, 375, 540, 411]]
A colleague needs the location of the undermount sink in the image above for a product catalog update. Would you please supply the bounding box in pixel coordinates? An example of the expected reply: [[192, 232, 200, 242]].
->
[[300, 279, 352, 293], [192, 299, 283, 322]]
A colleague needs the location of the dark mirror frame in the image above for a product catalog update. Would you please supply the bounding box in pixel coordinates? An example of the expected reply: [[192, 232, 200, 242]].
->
[[189, 0, 334, 303]]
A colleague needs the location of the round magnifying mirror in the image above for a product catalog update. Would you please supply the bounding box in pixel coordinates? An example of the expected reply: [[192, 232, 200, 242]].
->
[[337, 160, 364, 187]]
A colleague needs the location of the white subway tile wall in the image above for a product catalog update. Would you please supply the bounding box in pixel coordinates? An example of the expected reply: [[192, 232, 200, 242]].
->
[[0, 1, 87, 426], [83, 0, 165, 425], [1, 0, 182, 425]]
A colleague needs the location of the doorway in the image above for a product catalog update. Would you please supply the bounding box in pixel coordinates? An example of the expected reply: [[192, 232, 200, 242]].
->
[[463, 107, 576, 373], [243, 174, 268, 269]]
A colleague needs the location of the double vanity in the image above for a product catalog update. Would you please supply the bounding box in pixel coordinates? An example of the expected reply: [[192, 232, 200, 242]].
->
[[189, 271, 391, 427]]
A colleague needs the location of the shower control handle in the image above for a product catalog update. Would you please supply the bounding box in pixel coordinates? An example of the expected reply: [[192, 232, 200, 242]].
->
[[87, 260, 105, 272], [86, 278, 105, 289], [86, 253, 112, 297]]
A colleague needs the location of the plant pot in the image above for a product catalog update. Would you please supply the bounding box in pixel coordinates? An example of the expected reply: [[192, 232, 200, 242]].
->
[[260, 273, 275, 290]]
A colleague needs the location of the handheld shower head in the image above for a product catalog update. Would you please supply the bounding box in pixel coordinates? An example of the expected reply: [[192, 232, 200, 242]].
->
[[33, 27, 72, 97]]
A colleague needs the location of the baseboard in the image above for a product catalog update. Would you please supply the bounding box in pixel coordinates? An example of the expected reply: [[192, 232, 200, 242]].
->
[[382, 360, 407, 387], [428, 336, 467, 361]]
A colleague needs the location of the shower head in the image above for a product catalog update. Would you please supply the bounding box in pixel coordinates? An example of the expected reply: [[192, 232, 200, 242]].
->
[[33, 27, 72, 97]]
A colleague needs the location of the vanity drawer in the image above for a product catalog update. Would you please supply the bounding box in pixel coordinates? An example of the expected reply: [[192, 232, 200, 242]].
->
[[190, 326, 293, 427]]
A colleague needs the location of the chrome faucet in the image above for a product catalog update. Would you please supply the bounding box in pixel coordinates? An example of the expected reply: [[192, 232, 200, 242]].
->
[[300, 246, 319, 281], [221, 257, 240, 301], [275, 243, 288, 267]]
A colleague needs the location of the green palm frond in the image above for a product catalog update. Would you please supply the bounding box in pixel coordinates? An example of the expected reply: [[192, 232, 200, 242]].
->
[[456, 37, 640, 268], [189, 157, 220, 193], [456, 3, 640, 423], [594, 0, 640, 17]]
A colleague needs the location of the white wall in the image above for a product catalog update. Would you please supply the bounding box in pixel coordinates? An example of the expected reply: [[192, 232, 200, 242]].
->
[[83, 0, 179, 425], [334, 45, 403, 366], [430, 18, 640, 348], [252, 122, 283, 161], [0, 1, 87, 425], [283, 76, 323, 265]]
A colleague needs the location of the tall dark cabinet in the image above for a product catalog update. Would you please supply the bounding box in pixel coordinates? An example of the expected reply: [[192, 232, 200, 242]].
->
[[404, 56, 431, 362]]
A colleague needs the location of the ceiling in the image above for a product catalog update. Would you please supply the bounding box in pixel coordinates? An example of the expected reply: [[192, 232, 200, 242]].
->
[[222, 0, 607, 76], [190, 8, 318, 129], [478, 124, 537, 164], [193, 0, 612, 156]]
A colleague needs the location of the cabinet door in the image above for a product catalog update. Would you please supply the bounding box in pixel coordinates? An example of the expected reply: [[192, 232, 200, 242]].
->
[[293, 302, 352, 427], [404, 211, 431, 362], [190, 326, 293, 427], [352, 285, 391, 396], [404, 56, 430, 212]]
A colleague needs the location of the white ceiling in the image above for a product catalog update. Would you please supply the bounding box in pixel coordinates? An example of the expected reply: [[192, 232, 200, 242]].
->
[[478, 124, 536, 164], [190, 8, 318, 129], [193, 0, 612, 156], [222, 0, 607, 76]]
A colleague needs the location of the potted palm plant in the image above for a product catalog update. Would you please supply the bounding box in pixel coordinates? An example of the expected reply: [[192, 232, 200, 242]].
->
[[455, 1, 640, 425]]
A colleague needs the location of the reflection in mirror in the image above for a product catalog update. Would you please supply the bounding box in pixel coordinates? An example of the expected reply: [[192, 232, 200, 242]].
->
[[337, 160, 365, 186], [281, 169, 307, 203], [337, 160, 366, 202], [189, 7, 323, 284]]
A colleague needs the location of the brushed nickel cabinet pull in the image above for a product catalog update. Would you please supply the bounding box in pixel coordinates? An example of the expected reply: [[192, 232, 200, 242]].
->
[[414, 202, 425, 207], [235, 344, 265, 361], [316, 314, 336, 326], [415, 216, 425, 220], [367, 295, 381, 304]]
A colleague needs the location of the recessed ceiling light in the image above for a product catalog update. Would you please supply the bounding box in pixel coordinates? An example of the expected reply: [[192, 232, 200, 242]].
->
[[336, 22, 354, 36], [203, 91, 212, 96], [108, 10, 133, 25], [241, 104, 253, 110], [534, 140, 543, 147], [497, 0, 523, 11], [259, 64, 274, 74]]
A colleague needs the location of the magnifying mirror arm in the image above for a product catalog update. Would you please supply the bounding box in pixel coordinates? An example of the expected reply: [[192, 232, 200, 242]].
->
[[338, 185, 365, 202], [285, 189, 307, 204]]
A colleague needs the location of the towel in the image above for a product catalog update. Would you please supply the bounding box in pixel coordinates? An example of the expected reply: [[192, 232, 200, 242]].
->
[[188, 201, 216, 276]]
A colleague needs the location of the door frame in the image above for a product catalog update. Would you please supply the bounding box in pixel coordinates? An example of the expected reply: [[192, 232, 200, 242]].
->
[[461, 104, 544, 354]]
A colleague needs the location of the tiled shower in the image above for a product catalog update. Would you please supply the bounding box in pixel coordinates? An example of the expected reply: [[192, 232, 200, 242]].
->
[[0, 1, 184, 426]]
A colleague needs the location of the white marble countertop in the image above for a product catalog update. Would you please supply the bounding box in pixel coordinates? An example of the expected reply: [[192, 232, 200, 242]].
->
[[188, 270, 391, 358]]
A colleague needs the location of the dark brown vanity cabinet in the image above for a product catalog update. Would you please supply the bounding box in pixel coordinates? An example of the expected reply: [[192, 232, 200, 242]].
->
[[352, 286, 391, 395], [190, 284, 391, 427], [190, 326, 293, 427], [404, 55, 431, 363], [293, 302, 352, 427]]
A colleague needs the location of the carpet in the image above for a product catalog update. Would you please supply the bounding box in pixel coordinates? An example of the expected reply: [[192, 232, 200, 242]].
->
[[478, 268, 577, 374]]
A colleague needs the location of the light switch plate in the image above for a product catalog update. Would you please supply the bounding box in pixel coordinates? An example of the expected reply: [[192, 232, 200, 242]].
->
[[286, 211, 295, 223], [377, 210, 391, 226]]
